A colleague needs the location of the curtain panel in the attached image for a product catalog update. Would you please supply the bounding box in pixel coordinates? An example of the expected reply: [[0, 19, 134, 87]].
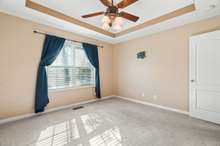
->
[[35, 35, 65, 113], [82, 43, 101, 98]]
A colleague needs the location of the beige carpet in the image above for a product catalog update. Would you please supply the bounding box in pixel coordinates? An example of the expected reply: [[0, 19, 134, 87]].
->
[[0, 97, 220, 146]]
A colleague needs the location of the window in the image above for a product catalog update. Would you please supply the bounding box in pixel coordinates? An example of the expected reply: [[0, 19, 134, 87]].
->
[[47, 40, 95, 90]]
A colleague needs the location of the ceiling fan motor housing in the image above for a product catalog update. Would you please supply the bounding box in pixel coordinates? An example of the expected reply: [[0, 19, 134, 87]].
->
[[106, 6, 119, 17]]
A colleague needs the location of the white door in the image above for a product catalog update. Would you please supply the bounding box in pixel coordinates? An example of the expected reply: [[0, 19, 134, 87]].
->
[[190, 30, 220, 124]]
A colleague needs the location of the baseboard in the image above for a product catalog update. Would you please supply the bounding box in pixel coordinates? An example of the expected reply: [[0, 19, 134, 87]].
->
[[0, 95, 189, 125], [0, 95, 114, 125], [100, 95, 114, 100], [115, 96, 189, 115]]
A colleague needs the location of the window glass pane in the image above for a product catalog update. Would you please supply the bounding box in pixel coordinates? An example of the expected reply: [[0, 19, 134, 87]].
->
[[47, 41, 95, 90]]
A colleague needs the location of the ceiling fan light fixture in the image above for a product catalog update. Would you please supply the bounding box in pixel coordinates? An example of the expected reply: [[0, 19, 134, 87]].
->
[[114, 16, 124, 25], [82, 0, 139, 31], [102, 23, 110, 30], [112, 16, 123, 31], [112, 23, 122, 31], [102, 15, 111, 24]]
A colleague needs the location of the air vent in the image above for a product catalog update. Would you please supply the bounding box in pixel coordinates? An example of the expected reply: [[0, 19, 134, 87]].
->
[[72, 106, 84, 110]]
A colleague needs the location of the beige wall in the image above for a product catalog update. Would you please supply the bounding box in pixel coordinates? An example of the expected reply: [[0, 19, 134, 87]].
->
[[1, 12, 220, 119], [0, 12, 113, 119], [113, 16, 220, 112]]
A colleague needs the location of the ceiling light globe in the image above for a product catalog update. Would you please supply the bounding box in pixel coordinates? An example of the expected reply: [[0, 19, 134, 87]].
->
[[102, 23, 110, 30], [113, 24, 122, 31], [102, 16, 111, 24], [114, 17, 124, 25]]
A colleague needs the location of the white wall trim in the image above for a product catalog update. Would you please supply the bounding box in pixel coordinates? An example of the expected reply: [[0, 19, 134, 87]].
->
[[0, 95, 189, 125], [0, 95, 114, 125], [115, 96, 189, 115], [100, 95, 114, 100]]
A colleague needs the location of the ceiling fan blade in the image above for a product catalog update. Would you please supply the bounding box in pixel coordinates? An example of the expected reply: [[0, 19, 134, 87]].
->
[[82, 12, 104, 18], [117, 0, 138, 8], [99, 0, 111, 6], [120, 11, 139, 22]]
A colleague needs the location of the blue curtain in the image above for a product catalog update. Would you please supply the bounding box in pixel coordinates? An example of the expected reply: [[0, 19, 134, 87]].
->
[[82, 43, 101, 98], [35, 35, 65, 113]]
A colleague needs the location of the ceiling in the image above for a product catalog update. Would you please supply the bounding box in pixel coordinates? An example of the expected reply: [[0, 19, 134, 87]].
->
[[31, 0, 194, 32], [0, 0, 220, 44]]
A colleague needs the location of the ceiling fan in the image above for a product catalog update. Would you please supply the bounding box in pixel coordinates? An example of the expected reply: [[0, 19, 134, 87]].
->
[[81, 0, 139, 31]]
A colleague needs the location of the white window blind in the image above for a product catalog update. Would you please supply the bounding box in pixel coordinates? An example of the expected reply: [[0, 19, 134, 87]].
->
[[47, 41, 95, 90]]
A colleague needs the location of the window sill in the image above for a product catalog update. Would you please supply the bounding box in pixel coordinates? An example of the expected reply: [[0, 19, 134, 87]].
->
[[48, 85, 95, 93]]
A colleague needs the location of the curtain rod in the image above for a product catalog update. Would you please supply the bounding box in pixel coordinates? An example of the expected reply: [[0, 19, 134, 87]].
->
[[33, 30, 104, 48]]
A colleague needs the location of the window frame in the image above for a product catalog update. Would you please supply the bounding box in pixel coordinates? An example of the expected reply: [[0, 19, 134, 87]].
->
[[47, 41, 96, 92], [48, 84, 95, 93]]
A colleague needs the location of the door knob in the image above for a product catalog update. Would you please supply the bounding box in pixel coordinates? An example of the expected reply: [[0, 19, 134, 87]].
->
[[191, 79, 195, 83]]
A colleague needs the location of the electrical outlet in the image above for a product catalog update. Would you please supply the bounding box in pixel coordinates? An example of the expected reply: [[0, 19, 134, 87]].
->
[[153, 95, 157, 100], [141, 93, 145, 97]]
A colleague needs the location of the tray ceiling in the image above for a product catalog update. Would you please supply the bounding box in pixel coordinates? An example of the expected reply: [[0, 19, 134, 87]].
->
[[31, 0, 194, 33], [0, 0, 220, 43]]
